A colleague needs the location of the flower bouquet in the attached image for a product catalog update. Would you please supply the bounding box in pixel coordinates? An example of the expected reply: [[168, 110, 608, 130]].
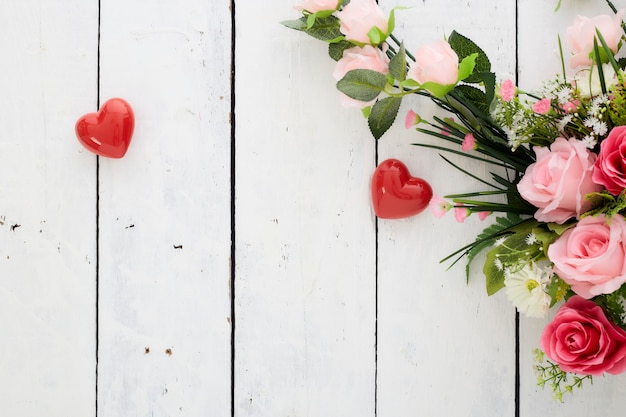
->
[[284, 0, 626, 400]]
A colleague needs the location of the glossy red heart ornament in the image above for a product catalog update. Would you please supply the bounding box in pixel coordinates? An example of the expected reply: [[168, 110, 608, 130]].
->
[[371, 158, 433, 219], [75, 98, 134, 158]]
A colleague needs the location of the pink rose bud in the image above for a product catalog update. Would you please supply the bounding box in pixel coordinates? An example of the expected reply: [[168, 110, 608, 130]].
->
[[336, 0, 388, 44], [565, 10, 625, 68], [332, 45, 390, 108], [295, 0, 340, 13], [408, 39, 459, 86]]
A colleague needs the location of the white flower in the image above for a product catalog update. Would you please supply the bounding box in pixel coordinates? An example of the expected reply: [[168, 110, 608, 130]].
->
[[573, 64, 618, 98], [525, 233, 538, 245], [582, 135, 598, 149], [504, 262, 552, 318], [557, 114, 573, 132]]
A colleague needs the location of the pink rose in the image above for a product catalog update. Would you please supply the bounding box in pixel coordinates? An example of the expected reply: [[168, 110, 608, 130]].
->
[[332, 45, 389, 108], [540, 296, 626, 376], [517, 137, 601, 224], [408, 39, 459, 86], [335, 0, 388, 44], [548, 214, 626, 298], [294, 0, 339, 13], [593, 126, 626, 195], [565, 11, 625, 68]]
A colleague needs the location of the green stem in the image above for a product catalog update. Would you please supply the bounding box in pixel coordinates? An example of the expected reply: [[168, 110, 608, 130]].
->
[[389, 33, 415, 61]]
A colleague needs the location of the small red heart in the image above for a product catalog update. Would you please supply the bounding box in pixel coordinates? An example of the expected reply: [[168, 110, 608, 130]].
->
[[75, 98, 135, 158], [371, 158, 433, 219]]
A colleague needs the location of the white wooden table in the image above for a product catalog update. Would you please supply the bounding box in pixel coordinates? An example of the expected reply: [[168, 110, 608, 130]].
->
[[3, 0, 626, 415]]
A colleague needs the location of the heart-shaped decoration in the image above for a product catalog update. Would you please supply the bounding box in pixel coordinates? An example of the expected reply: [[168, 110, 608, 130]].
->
[[371, 158, 433, 219], [75, 98, 135, 158]]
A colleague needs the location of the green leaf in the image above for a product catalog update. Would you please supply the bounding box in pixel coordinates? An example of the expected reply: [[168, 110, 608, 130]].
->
[[282, 16, 343, 42], [457, 53, 478, 81], [329, 40, 353, 61], [336, 69, 387, 101], [368, 96, 402, 139], [448, 31, 491, 83], [420, 81, 455, 98], [453, 84, 490, 115], [389, 42, 407, 81], [281, 18, 307, 31], [484, 232, 531, 295], [367, 26, 387, 45]]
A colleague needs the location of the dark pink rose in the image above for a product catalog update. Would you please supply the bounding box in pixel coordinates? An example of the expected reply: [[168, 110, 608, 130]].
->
[[540, 296, 626, 376], [517, 137, 601, 224], [593, 126, 626, 195], [548, 214, 626, 298]]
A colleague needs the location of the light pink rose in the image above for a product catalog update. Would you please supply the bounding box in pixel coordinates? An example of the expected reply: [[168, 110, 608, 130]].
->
[[335, 0, 388, 44], [295, 0, 339, 13], [593, 126, 626, 195], [565, 10, 625, 68], [517, 137, 601, 224], [408, 39, 459, 86], [332, 45, 389, 108], [548, 214, 626, 298], [540, 296, 626, 376]]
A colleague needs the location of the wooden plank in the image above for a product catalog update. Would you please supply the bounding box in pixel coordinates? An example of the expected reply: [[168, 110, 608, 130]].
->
[[234, 2, 376, 416], [518, 0, 626, 413], [0, 1, 98, 415], [376, 2, 517, 415], [96, 0, 232, 415]]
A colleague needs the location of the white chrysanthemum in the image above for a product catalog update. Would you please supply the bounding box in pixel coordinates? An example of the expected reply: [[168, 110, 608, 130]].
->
[[504, 262, 552, 318]]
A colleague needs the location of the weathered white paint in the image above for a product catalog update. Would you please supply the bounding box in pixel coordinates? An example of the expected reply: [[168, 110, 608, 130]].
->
[[96, 0, 232, 416], [376, 2, 517, 416], [0, 0, 98, 415], [234, 2, 376, 416]]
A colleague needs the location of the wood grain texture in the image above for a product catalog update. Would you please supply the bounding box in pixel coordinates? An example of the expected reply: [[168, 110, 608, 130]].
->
[[235, 2, 376, 416], [376, 2, 517, 416], [0, 1, 98, 415], [96, 0, 232, 415]]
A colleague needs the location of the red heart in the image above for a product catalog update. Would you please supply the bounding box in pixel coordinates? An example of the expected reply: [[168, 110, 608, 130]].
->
[[75, 98, 135, 158], [371, 158, 433, 219]]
